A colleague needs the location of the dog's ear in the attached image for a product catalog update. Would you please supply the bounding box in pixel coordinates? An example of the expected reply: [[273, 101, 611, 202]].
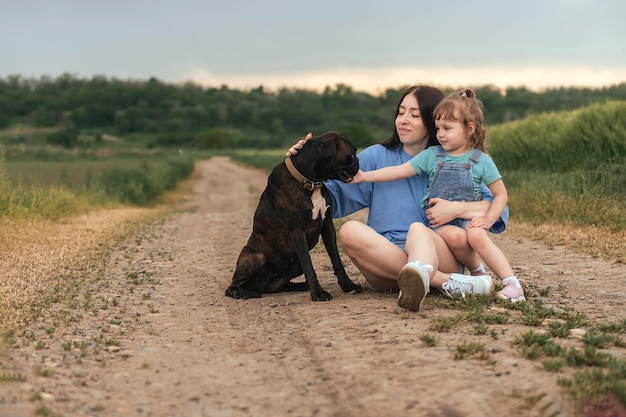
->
[[319, 132, 339, 163], [312, 133, 341, 180]]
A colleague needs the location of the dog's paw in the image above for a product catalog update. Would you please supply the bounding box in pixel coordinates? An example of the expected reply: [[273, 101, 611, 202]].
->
[[341, 281, 363, 294], [311, 289, 333, 302], [225, 286, 262, 299]]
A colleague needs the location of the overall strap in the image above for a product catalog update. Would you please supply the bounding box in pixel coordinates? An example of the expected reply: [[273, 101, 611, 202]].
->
[[469, 149, 483, 164], [435, 145, 446, 158]]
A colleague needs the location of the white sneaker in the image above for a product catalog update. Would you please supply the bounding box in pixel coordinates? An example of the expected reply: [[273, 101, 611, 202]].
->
[[397, 261, 432, 312], [440, 273, 494, 299]]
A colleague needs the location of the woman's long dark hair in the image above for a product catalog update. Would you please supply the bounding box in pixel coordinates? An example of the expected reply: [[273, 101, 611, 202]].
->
[[379, 85, 444, 150]]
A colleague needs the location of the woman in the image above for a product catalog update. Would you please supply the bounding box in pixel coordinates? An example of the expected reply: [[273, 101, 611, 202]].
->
[[287, 85, 508, 311]]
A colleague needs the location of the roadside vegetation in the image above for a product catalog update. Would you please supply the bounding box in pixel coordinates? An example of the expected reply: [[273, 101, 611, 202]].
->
[[0, 150, 195, 219]]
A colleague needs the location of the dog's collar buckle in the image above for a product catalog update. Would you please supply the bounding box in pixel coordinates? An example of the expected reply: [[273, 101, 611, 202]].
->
[[302, 180, 322, 191], [285, 157, 323, 192]]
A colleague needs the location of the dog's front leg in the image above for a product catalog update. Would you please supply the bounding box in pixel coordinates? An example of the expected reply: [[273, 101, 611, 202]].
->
[[290, 229, 332, 301], [321, 219, 362, 294]]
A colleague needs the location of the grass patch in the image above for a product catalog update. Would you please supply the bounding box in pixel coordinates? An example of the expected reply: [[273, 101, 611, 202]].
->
[[0, 151, 195, 219], [425, 287, 626, 411]]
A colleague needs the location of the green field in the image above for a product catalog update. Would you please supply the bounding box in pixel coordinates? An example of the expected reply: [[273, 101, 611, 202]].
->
[[3, 159, 147, 188], [0, 151, 195, 218]]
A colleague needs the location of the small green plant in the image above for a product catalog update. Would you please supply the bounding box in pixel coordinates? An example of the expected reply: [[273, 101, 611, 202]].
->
[[582, 329, 624, 348], [514, 330, 562, 360], [484, 312, 510, 324], [516, 330, 552, 347], [419, 333, 437, 347], [519, 301, 555, 326], [547, 320, 572, 338], [429, 313, 464, 332], [543, 357, 566, 372], [35, 405, 52, 416], [596, 320, 626, 333], [473, 323, 488, 335], [454, 341, 488, 360], [564, 346, 612, 368], [537, 286, 552, 297], [105, 338, 120, 346]]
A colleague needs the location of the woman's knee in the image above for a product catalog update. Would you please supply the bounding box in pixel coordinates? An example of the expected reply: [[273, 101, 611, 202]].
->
[[338, 220, 366, 248], [407, 222, 429, 235]]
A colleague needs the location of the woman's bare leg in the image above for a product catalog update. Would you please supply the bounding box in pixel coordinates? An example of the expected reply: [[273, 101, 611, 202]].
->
[[404, 222, 461, 289], [339, 220, 481, 293], [338, 220, 408, 291]]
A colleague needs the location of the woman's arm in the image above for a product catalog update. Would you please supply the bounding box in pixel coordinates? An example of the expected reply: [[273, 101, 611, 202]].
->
[[426, 198, 491, 228]]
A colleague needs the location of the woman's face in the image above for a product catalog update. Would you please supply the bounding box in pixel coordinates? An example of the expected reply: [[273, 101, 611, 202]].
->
[[395, 93, 429, 148]]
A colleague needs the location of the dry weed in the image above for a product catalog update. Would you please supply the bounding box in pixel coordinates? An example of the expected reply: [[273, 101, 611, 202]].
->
[[0, 208, 159, 341], [509, 221, 625, 263]]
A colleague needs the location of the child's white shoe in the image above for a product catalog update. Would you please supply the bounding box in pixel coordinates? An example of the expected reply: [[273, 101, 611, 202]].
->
[[496, 280, 526, 302]]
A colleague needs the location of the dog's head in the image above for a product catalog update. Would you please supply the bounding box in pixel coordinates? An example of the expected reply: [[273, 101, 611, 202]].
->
[[297, 132, 359, 183]]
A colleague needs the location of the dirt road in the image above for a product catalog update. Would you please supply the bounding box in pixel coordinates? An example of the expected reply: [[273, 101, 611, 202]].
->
[[1, 157, 625, 417]]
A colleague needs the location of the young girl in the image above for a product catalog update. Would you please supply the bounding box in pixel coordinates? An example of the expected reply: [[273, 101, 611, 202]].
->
[[353, 88, 525, 302]]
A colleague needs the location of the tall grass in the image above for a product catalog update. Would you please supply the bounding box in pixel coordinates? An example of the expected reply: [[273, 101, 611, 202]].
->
[[505, 166, 625, 230], [98, 156, 195, 205], [488, 101, 625, 232], [489, 100, 626, 171], [0, 151, 195, 219]]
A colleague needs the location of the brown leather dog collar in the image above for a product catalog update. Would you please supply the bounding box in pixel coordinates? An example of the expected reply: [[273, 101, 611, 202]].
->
[[285, 157, 323, 191]]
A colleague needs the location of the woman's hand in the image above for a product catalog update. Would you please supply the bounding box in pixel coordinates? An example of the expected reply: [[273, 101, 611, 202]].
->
[[285, 132, 313, 157], [426, 198, 493, 228], [425, 198, 459, 228]]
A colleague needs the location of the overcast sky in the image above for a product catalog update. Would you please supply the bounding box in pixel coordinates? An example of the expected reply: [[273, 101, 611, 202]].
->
[[2, 0, 625, 94]]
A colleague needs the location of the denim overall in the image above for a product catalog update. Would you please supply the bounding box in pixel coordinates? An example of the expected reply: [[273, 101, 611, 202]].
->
[[427, 145, 483, 229]]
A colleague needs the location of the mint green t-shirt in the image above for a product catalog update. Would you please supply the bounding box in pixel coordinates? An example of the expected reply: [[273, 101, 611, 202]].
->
[[408, 146, 502, 208]]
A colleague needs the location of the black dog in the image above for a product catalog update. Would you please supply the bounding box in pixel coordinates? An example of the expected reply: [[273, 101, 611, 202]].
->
[[225, 132, 363, 301]]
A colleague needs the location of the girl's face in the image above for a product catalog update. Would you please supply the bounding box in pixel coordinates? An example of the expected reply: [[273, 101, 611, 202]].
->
[[435, 117, 473, 156], [395, 93, 429, 149]]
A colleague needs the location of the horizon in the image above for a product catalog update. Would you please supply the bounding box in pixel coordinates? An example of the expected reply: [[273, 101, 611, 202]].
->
[[5, 66, 625, 97]]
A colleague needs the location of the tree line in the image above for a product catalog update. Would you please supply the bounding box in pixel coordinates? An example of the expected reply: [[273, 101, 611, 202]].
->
[[1, 73, 625, 149]]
